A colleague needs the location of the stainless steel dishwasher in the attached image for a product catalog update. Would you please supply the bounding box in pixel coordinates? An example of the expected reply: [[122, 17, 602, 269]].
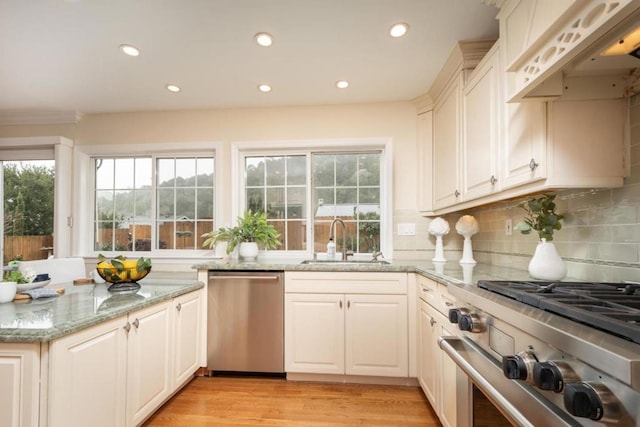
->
[[207, 271, 284, 375]]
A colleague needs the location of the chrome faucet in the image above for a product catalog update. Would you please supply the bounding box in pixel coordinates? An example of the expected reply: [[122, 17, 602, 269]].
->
[[329, 218, 352, 261]]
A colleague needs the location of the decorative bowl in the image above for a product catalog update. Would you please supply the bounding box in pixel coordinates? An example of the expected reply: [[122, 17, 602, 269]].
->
[[17, 279, 51, 293], [96, 264, 151, 284]]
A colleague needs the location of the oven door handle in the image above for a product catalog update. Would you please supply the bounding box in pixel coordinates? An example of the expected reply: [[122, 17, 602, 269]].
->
[[438, 336, 581, 427]]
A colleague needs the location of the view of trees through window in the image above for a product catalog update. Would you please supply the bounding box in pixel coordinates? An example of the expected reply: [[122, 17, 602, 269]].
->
[[2, 161, 55, 263], [244, 151, 381, 253], [94, 156, 215, 252]]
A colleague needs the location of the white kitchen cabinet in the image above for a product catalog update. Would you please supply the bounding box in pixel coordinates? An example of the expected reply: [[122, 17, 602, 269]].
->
[[48, 316, 128, 427], [285, 293, 345, 374], [172, 290, 202, 388], [461, 43, 500, 201], [47, 289, 203, 427], [0, 343, 40, 427], [432, 74, 463, 209], [417, 110, 433, 213], [284, 272, 408, 378], [126, 301, 172, 427], [416, 275, 459, 427]]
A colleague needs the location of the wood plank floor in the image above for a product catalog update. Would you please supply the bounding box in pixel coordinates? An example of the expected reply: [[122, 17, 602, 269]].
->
[[144, 376, 442, 426]]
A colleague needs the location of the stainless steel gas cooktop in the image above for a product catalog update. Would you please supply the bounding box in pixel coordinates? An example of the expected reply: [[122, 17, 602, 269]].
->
[[477, 280, 640, 345]]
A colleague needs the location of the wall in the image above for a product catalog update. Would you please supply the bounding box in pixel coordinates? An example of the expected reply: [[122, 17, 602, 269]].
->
[[402, 95, 640, 282]]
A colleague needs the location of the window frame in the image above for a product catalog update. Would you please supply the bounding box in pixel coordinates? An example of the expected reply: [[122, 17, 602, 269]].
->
[[232, 138, 393, 259], [75, 142, 221, 259]]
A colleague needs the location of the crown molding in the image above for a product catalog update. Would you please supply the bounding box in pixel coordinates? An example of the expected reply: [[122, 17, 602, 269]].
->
[[0, 111, 83, 125]]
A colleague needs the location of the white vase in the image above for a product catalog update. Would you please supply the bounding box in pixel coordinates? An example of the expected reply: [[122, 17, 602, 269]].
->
[[459, 236, 477, 265], [238, 242, 259, 261], [0, 282, 17, 303], [528, 238, 567, 281], [432, 235, 446, 262]]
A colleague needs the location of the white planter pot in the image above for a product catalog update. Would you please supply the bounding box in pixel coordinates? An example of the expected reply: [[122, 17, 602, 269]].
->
[[238, 242, 259, 261], [0, 282, 17, 303], [528, 238, 567, 281]]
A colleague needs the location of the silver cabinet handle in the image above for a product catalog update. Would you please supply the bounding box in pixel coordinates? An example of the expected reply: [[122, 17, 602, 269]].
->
[[339, 300, 343, 309], [123, 322, 131, 333], [132, 318, 139, 329], [454, 190, 460, 197], [529, 158, 539, 171], [347, 300, 351, 309], [210, 275, 280, 280], [430, 317, 436, 327], [490, 175, 497, 185], [176, 302, 182, 312], [445, 301, 453, 307]]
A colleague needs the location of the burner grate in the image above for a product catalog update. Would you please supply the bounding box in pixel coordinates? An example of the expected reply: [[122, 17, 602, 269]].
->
[[477, 280, 640, 344]]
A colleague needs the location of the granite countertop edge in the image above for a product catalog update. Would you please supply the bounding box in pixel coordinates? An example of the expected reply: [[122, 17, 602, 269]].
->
[[0, 281, 204, 344]]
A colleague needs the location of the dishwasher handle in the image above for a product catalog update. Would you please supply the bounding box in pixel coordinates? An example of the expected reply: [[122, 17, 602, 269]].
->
[[209, 275, 281, 281]]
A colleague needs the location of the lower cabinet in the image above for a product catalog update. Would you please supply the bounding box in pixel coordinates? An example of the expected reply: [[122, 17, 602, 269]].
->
[[417, 277, 458, 427], [48, 289, 202, 427], [0, 343, 41, 427], [284, 272, 408, 378]]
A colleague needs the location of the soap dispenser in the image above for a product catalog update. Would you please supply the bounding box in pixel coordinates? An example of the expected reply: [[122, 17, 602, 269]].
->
[[327, 237, 336, 259]]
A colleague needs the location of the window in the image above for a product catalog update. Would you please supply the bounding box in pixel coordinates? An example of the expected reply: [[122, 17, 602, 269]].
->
[[93, 156, 215, 252], [242, 150, 383, 255]]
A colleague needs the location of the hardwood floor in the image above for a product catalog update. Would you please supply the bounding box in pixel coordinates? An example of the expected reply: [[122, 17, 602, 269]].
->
[[144, 376, 441, 426]]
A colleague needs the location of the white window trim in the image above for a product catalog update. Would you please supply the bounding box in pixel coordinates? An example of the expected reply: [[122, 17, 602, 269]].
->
[[74, 141, 222, 259], [231, 137, 393, 259]]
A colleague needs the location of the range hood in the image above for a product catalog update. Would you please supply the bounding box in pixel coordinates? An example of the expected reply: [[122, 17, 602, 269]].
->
[[507, 0, 640, 102]]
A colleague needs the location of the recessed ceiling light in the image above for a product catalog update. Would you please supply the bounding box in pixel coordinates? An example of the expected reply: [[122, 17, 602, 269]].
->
[[258, 84, 272, 93], [166, 84, 181, 93], [389, 23, 409, 38], [119, 44, 140, 57], [336, 80, 350, 89], [254, 32, 273, 47]]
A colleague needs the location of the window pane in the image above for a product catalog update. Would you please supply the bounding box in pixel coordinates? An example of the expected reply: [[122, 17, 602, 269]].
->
[[114, 190, 134, 221], [336, 188, 357, 205], [175, 158, 195, 187], [197, 188, 214, 219], [246, 157, 264, 186], [287, 187, 305, 218], [246, 188, 264, 213], [95, 159, 114, 190], [157, 188, 175, 218], [336, 154, 357, 186], [114, 158, 135, 189], [175, 188, 196, 219], [312, 154, 334, 186], [266, 187, 285, 219], [175, 221, 196, 249], [197, 158, 214, 186], [287, 156, 306, 185], [266, 157, 285, 186], [135, 158, 152, 189], [359, 187, 380, 204], [135, 190, 152, 219], [358, 154, 380, 185], [157, 158, 174, 187]]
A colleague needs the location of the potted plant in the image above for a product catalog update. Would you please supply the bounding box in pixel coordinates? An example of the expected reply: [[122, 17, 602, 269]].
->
[[201, 210, 281, 260], [515, 193, 567, 280]]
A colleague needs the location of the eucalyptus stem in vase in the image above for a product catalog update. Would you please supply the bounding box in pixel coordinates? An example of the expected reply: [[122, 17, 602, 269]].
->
[[515, 193, 567, 281]]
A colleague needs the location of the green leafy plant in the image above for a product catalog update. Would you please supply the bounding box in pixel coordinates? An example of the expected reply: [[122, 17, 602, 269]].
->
[[515, 193, 563, 241], [4, 269, 29, 284], [201, 210, 281, 254]]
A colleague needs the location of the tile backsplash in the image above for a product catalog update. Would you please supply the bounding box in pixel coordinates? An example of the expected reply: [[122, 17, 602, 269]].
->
[[397, 95, 640, 282]]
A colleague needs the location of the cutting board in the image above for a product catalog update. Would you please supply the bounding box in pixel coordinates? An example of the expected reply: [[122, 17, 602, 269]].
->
[[13, 287, 65, 301]]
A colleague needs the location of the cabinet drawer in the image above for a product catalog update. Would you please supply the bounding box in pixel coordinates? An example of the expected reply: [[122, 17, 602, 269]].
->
[[285, 272, 407, 294]]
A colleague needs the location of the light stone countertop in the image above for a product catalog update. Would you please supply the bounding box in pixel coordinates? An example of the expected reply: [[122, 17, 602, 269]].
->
[[0, 274, 203, 343]]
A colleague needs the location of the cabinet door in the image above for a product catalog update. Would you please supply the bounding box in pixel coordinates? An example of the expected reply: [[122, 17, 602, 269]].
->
[[433, 75, 462, 209], [439, 315, 458, 427], [284, 293, 344, 374], [500, 100, 547, 189], [417, 110, 433, 213], [172, 290, 202, 388], [126, 301, 172, 427], [345, 294, 408, 377], [418, 300, 439, 408], [49, 316, 128, 427], [0, 343, 40, 427], [462, 46, 499, 201]]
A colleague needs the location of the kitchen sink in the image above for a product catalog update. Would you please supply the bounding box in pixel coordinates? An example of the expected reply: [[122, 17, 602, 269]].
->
[[300, 259, 391, 265]]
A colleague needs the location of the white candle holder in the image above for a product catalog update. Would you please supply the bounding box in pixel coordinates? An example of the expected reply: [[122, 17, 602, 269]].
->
[[428, 217, 450, 262], [456, 215, 479, 265]]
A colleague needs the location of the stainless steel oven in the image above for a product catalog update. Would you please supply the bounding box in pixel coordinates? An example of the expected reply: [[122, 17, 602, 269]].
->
[[441, 280, 640, 426]]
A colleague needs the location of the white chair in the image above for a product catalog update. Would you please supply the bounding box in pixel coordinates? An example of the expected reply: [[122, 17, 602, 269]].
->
[[18, 257, 87, 285]]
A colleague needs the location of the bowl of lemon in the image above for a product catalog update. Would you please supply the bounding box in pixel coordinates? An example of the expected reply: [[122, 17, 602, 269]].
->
[[97, 254, 152, 292]]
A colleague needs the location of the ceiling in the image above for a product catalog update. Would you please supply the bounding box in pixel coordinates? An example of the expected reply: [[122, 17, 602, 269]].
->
[[0, 0, 499, 116]]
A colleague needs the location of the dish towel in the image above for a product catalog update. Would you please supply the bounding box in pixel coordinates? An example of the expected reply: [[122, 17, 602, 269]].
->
[[20, 288, 60, 299]]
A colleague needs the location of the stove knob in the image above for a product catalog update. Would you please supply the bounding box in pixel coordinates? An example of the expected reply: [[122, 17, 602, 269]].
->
[[563, 382, 620, 422], [448, 308, 462, 324], [533, 361, 578, 393], [502, 351, 538, 383], [457, 312, 483, 333]]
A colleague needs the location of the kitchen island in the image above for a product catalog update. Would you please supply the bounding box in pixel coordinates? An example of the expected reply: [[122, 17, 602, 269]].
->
[[0, 275, 204, 427]]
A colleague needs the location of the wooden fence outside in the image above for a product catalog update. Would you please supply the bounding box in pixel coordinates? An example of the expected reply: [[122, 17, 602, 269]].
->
[[3, 235, 53, 264]]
